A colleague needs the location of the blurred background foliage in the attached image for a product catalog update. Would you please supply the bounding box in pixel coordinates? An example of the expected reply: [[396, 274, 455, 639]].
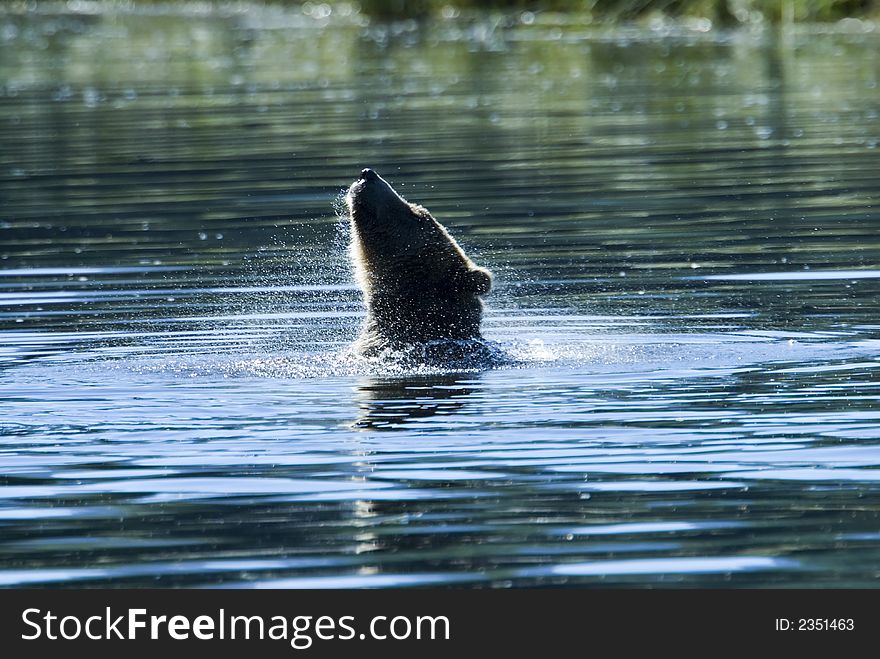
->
[[7, 1, 880, 25], [358, 0, 879, 24]]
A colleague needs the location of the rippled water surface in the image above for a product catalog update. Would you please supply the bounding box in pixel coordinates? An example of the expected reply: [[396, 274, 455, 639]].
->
[[2, 6, 880, 587]]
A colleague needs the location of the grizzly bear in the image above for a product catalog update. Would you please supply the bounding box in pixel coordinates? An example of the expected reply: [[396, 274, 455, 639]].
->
[[345, 168, 493, 358]]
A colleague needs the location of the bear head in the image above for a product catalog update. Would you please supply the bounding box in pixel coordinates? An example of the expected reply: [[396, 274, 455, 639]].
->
[[345, 168, 492, 354]]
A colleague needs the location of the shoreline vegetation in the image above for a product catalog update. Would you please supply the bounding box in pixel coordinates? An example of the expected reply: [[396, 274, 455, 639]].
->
[[4, 1, 880, 27], [360, 1, 880, 25]]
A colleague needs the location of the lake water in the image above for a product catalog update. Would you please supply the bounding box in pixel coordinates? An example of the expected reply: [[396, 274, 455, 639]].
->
[[2, 5, 880, 588]]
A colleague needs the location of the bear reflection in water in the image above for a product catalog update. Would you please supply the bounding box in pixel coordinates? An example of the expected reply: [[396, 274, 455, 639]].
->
[[352, 373, 480, 431], [345, 168, 500, 367]]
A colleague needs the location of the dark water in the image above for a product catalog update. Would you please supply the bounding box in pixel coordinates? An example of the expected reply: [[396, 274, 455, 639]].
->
[[2, 6, 880, 587]]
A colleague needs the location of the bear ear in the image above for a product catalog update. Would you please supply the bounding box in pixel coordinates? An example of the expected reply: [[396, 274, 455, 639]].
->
[[466, 268, 493, 295]]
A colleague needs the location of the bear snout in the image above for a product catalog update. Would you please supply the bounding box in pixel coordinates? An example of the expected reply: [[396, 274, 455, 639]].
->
[[349, 169, 408, 219]]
